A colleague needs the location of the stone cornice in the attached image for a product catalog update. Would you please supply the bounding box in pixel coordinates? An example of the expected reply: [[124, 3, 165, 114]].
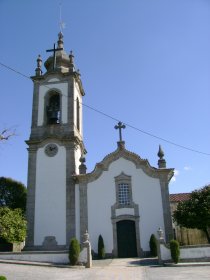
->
[[26, 135, 85, 151], [31, 71, 85, 96], [75, 145, 174, 183]]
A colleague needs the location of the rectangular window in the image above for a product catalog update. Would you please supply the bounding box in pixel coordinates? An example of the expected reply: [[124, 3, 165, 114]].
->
[[118, 183, 130, 205]]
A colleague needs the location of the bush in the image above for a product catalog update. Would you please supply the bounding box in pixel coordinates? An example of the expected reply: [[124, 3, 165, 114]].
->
[[69, 238, 80, 265], [170, 240, 180, 263], [0, 207, 26, 243], [0, 276, 7, 280], [149, 234, 157, 257], [98, 234, 105, 259]]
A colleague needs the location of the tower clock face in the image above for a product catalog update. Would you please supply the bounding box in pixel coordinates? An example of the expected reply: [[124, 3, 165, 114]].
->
[[45, 143, 58, 157]]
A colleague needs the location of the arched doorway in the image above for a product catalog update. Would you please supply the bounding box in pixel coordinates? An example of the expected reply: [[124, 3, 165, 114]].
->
[[117, 220, 137, 258]]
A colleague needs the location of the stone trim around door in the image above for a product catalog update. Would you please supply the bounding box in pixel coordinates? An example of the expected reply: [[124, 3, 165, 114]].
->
[[111, 214, 141, 257]]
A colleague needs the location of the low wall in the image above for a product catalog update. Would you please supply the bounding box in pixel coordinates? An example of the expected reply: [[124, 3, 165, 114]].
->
[[158, 242, 210, 263], [0, 251, 69, 264], [180, 244, 210, 261], [0, 248, 91, 266]]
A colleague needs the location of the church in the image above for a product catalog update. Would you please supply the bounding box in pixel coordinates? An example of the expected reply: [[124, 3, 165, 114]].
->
[[25, 32, 174, 257]]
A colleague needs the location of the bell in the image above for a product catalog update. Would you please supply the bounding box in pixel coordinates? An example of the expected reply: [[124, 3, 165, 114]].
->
[[49, 111, 59, 124], [47, 107, 60, 124]]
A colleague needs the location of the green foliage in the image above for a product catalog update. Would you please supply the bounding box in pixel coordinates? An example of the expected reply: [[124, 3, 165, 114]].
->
[[98, 234, 105, 259], [170, 240, 180, 263], [173, 185, 210, 243], [0, 207, 26, 243], [149, 234, 157, 257], [0, 177, 27, 212], [69, 238, 80, 265], [0, 276, 7, 280]]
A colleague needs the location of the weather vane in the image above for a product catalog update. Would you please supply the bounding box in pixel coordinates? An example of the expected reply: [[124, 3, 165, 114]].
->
[[59, 2, 66, 32]]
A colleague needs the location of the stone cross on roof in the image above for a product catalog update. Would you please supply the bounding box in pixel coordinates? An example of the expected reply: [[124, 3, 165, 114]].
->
[[46, 43, 63, 70], [115, 121, 126, 142]]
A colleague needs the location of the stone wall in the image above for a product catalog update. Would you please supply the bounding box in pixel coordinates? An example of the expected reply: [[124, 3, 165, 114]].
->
[[158, 241, 210, 263]]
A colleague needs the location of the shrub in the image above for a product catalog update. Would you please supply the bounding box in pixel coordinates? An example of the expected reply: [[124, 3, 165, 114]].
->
[[98, 234, 105, 259], [170, 240, 180, 263], [0, 276, 7, 280], [69, 238, 80, 265], [149, 234, 157, 257]]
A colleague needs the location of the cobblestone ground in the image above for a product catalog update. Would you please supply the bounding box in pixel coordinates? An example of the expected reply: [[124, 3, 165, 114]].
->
[[1, 259, 210, 280]]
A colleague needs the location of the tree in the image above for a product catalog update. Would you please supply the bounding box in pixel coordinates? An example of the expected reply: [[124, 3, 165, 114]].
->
[[149, 234, 157, 257], [98, 234, 105, 259], [0, 207, 26, 243], [173, 185, 210, 243], [170, 240, 180, 263], [69, 238, 80, 265], [0, 177, 27, 213]]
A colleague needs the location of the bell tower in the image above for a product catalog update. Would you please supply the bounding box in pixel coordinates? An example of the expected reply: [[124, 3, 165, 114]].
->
[[25, 33, 85, 250]]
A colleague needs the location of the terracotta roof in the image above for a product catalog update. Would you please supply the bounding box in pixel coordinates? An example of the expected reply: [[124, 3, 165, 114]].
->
[[169, 193, 191, 202]]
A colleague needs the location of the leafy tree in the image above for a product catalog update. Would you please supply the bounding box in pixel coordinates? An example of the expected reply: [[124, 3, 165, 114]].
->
[[0, 177, 27, 213], [170, 240, 180, 263], [98, 234, 105, 259], [173, 185, 210, 243], [149, 234, 157, 257], [0, 207, 26, 243], [69, 238, 80, 265]]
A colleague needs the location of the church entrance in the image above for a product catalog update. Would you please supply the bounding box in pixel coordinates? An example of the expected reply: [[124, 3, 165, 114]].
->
[[117, 220, 137, 258]]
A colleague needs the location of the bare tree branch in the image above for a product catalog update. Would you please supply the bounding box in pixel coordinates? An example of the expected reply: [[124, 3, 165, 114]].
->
[[0, 128, 16, 141]]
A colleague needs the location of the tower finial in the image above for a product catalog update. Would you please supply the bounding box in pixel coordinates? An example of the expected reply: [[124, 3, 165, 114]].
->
[[57, 32, 64, 49], [158, 145, 166, 168], [69, 50, 75, 72], [158, 145, 164, 159], [35, 54, 42, 76], [79, 155, 87, 174]]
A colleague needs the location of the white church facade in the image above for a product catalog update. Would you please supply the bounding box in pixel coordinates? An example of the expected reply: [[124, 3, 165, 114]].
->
[[25, 33, 174, 257]]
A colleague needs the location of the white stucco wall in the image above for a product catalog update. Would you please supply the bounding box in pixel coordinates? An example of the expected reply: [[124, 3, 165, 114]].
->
[[87, 157, 165, 253], [34, 144, 66, 245], [38, 82, 68, 126], [0, 252, 69, 264]]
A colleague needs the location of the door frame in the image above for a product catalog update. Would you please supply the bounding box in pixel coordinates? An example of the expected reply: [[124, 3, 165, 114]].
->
[[112, 214, 141, 257]]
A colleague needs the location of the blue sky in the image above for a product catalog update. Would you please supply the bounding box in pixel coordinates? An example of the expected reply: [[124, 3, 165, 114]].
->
[[0, 0, 210, 194]]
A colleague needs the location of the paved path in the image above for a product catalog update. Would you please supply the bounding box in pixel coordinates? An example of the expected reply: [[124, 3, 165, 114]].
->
[[1, 258, 210, 280]]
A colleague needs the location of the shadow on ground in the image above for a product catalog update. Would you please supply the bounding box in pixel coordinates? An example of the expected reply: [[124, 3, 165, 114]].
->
[[129, 257, 159, 267]]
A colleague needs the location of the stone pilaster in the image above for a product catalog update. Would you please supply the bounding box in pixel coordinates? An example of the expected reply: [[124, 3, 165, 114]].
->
[[79, 182, 88, 242], [24, 146, 37, 250], [160, 177, 173, 243], [66, 143, 77, 246]]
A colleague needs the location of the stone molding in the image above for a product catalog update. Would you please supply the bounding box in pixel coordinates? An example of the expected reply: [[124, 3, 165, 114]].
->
[[75, 145, 174, 183], [159, 179, 173, 243], [31, 70, 85, 96], [111, 214, 141, 257], [114, 172, 133, 208]]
